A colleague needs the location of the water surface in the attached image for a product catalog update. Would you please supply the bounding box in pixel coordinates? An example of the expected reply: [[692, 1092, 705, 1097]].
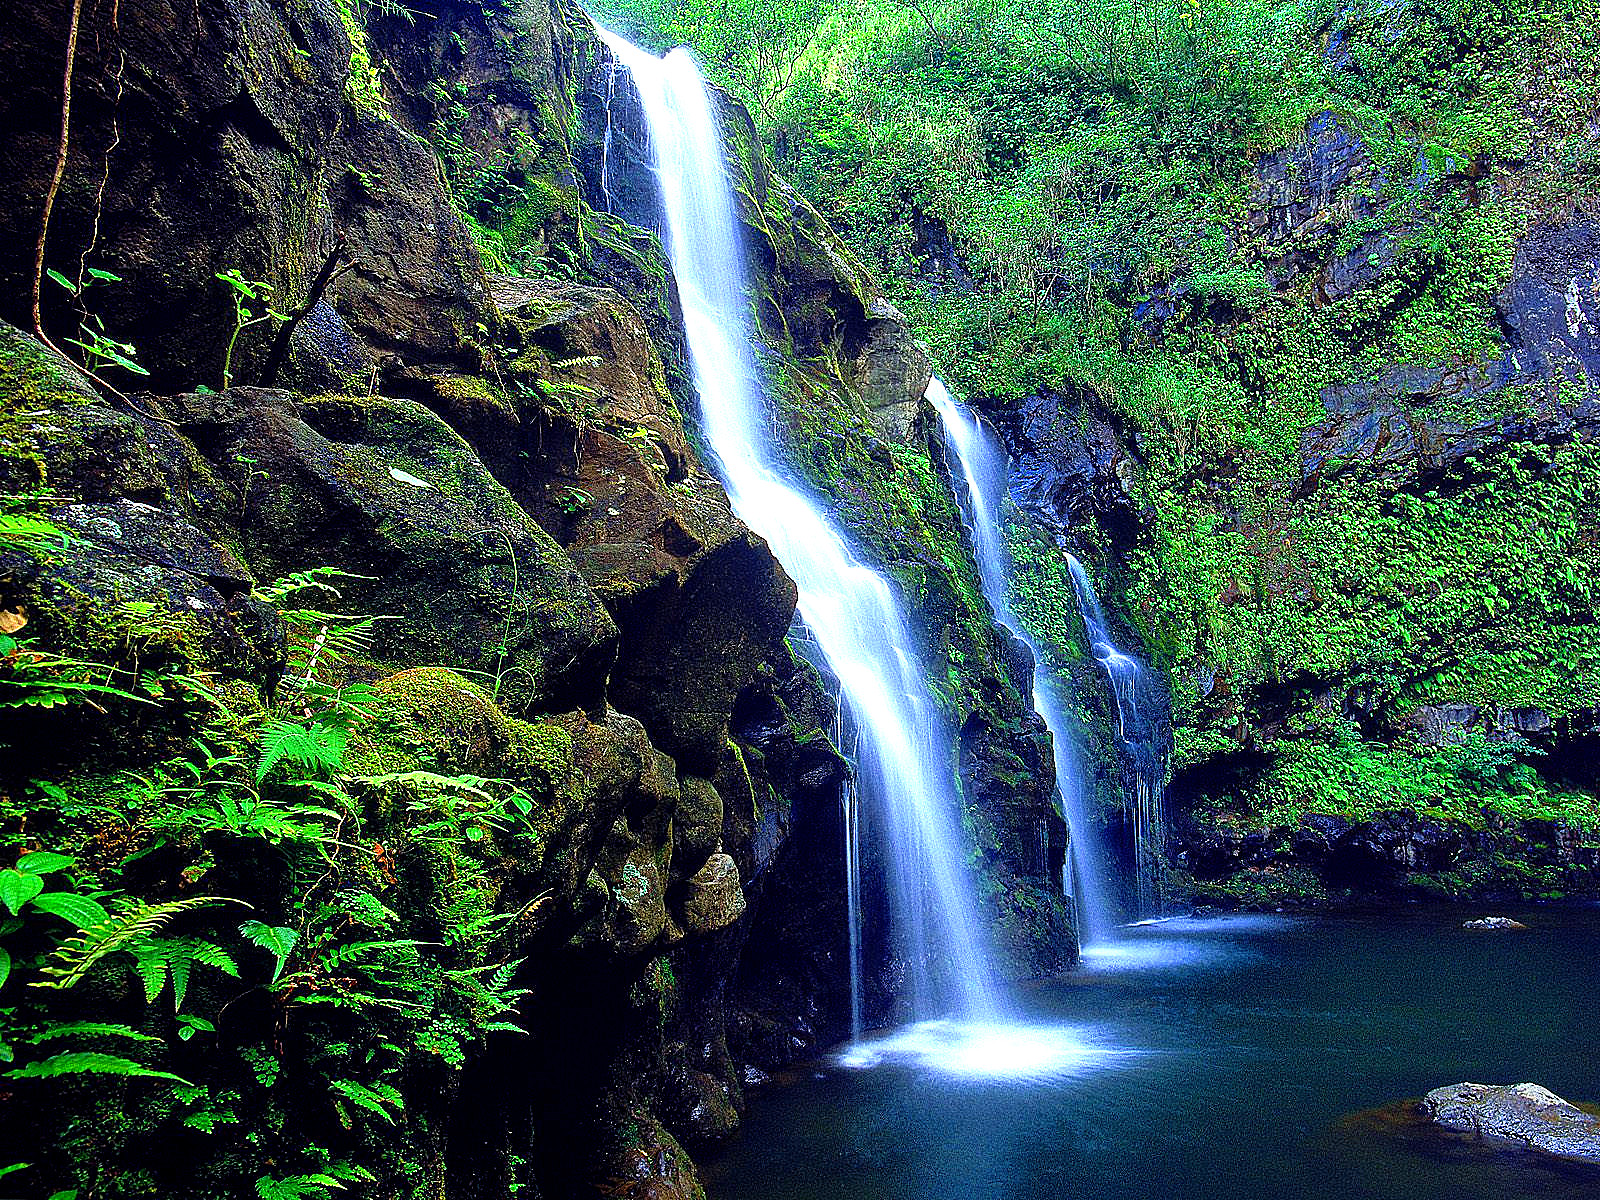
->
[[707, 910, 1600, 1200]]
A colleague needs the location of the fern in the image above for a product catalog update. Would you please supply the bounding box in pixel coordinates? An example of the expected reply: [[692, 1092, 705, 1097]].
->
[[241, 920, 298, 984], [6, 1051, 187, 1083], [26, 1022, 158, 1044], [33, 897, 223, 991], [0, 511, 70, 558], [252, 567, 372, 606], [254, 1163, 372, 1200], [257, 720, 347, 782], [129, 936, 239, 1010], [329, 1077, 404, 1123]]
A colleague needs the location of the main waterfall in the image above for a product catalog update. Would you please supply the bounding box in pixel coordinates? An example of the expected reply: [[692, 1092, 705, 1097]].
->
[[927, 382, 1119, 947], [594, 27, 996, 1024]]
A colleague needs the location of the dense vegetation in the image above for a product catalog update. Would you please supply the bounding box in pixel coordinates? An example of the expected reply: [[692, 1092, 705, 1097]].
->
[[607, 0, 1600, 847]]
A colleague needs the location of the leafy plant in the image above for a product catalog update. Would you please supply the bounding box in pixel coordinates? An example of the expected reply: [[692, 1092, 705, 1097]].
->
[[215, 269, 288, 389], [46, 267, 148, 377]]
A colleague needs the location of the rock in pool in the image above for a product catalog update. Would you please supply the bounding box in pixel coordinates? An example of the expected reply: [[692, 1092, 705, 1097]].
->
[[1462, 916, 1530, 930], [1421, 1083, 1600, 1163]]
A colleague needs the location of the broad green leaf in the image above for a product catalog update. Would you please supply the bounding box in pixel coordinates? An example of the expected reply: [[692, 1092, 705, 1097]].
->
[[0, 870, 43, 915], [16, 852, 73, 875], [29, 893, 109, 930]]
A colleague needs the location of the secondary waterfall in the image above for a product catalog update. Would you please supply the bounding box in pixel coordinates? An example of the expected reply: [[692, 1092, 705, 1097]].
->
[[1066, 556, 1167, 915], [927, 382, 1118, 947], [595, 27, 997, 1023]]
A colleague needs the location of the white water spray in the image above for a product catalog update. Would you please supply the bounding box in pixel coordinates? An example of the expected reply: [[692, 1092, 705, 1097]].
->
[[927, 381, 1119, 947], [595, 26, 997, 1023]]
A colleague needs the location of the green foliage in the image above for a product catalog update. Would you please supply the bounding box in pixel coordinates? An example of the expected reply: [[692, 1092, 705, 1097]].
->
[[1223, 710, 1600, 830], [215, 270, 289, 390], [5, 555, 542, 1194], [46, 267, 149, 378]]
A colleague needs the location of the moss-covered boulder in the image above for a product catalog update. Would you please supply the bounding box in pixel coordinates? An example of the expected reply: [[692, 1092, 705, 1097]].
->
[[145, 385, 618, 713]]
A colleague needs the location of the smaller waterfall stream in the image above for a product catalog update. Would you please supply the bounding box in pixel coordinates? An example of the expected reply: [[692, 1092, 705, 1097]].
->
[[927, 382, 1119, 947], [1065, 556, 1168, 915]]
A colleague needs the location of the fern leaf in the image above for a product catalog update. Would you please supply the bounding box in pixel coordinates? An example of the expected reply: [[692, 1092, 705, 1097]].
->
[[7, 1051, 188, 1083], [167, 948, 192, 1012], [27, 1022, 159, 1044], [33, 897, 223, 991], [240, 921, 297, 984], [131, 939, 168, 1005], [257, 721, 346, 782], [187, 940, 239, 975], [329, 1078, 400, 1123]]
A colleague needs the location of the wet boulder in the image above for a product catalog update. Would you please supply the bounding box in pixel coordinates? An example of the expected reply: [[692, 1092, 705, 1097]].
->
[[150, 386, 618, 714], [1422, 1083, 1600, 1163], [680, 852, 746, 934]]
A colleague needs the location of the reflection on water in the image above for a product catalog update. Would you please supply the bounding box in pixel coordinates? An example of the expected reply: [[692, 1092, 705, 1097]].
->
[[708, 910, 1600, 1200]]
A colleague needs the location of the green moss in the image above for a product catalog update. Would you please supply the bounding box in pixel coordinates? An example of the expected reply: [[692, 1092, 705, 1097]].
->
[[505, 719, 575, 796], [0, 324, 97, 488], [348, 667, 513, 775], [334, 0, 387, 117]]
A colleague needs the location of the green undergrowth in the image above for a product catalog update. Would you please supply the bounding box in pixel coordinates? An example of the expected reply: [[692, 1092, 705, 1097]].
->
[[1203, 711, 1600, 832], [0, 535, 550, 1198]]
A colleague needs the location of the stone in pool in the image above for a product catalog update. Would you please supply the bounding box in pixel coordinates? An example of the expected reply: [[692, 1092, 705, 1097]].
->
[[1461, 916, 1530, 930], [1421, 1083, 1600, 1163]]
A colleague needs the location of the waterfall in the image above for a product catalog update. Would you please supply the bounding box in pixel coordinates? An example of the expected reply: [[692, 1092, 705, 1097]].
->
[[600, 55, 619, 212], [594, 27, 997, 1024], [1065, 556, 1167, 916], [927, 381, 1119, 947]]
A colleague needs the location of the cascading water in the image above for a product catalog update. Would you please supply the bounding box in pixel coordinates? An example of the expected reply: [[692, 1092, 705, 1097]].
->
[[593, 25, 997, 1025], [1066, 555, 1167, 916], [927, 381, 1118, 947]]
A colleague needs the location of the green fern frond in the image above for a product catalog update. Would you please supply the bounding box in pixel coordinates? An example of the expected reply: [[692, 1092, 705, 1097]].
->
[[329, 1077, 403, 1123], [7, 1051, 188, 1083], [26, 1022, 159, 1044], [33, 898, 223, 991]]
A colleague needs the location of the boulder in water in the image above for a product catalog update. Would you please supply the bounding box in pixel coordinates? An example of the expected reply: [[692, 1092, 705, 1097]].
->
[[1462, 916, 1530, 930], [1421, 1083, 1600, 1162]]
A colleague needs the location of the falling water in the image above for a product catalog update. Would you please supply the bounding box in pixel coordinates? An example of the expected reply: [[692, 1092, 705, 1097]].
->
[[600, 56, 619, 212], [595, 26, 997, 1023], [1066, 555, 1167, 916], [927, 381, 1119, 947]]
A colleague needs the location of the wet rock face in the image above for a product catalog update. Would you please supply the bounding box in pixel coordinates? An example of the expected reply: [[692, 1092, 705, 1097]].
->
[[1297, 212, 1600, 490], [984, 386, 1140, 542], [1246, 111, 1391, 302], [1422, 1083, 1600, 1163], [0, 0, 502, 390]]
